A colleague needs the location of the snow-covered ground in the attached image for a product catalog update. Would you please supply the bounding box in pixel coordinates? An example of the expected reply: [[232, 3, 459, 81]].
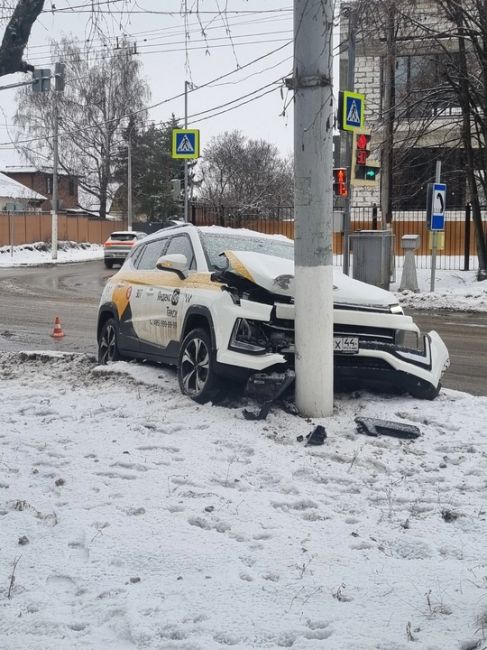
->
[[1, 352, 486, 650], [1, 239, 486, 646], [0, 241, 103, 267]]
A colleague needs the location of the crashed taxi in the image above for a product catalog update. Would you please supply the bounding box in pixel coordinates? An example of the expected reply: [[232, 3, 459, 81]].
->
[[97, 223, 449, 402]]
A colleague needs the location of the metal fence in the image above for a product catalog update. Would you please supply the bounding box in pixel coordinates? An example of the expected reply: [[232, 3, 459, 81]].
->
[[190, 203, 487, 271]]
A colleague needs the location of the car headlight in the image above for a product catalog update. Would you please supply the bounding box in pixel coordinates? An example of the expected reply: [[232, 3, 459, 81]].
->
[[396, 330, 424, 351], [229, 318, 269, 354]]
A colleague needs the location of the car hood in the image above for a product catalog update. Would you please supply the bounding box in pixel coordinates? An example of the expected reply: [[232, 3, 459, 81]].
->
[[223, 250, 396, 308]]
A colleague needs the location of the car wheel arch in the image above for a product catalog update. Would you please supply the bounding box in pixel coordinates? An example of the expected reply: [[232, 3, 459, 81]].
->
[[97, 304, 120, 341], [181, 306, 217, 351]]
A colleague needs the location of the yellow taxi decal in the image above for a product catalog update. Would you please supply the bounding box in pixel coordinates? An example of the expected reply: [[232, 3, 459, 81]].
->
[[112, 284, 131, 318], [224, 251, 255, 283], [114, 271, 224, 291]]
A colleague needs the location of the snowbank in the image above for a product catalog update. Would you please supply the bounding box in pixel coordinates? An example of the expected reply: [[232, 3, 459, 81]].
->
[[0, 241, 103, 267]]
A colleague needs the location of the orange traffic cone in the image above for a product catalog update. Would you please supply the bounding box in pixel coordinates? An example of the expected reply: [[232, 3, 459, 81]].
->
[[51, 316, 65, 339]]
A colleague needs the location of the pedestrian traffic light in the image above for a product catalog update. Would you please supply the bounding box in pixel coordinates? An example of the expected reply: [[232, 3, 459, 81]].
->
[[351, 130, 381, 186], [333, 167, 348, 197]]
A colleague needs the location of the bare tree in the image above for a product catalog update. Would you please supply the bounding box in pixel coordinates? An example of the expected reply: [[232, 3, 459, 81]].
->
[[198, 131, 293, 214], [14, 38, 150, 218], [0, 0, 44, 77], [352, 0, 487, 278], [402, 0, 487, 278]]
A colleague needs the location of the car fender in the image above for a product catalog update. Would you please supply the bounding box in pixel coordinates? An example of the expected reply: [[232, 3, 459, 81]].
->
[[181, 305, 217, 351], [97, 302, 120, 340]]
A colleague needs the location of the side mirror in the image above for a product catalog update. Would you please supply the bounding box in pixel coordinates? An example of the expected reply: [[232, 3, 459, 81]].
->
[[155, 253, 189, 278]]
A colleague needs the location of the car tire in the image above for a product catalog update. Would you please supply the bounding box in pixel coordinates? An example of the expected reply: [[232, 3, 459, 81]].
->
[[178, 328, 219, 403], [98, 318, 123, 364], [104, 260, 113, 269]]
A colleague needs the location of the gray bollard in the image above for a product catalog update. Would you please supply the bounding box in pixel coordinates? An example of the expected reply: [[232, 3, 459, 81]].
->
[[399, 234, 420, 292]]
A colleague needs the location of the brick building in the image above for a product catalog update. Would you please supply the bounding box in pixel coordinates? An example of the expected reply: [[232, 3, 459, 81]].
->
[[1, 166, 79, 212], [340, 1, 467, 213]]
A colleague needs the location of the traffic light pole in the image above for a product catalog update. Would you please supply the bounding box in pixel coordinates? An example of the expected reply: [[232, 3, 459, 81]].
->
[[293, 0, 334, 417], [184, 80, 189, 223], [342, 5, 357, 276]]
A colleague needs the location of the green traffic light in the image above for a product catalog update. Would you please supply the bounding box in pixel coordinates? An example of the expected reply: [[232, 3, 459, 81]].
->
[[365, 169, 377, 180]]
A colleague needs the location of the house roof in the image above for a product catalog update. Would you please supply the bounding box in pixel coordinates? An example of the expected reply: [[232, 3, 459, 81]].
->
[[0, 172, 46, 201], [1, 166, 76, 177]]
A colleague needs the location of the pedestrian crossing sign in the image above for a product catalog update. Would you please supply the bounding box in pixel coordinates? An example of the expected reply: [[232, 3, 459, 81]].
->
[[338, 90, 365, 132], [172, 129, 200, 159]]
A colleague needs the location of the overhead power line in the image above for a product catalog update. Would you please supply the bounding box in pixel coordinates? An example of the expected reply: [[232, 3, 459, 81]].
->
[[42, 1, 291, 15], [0, 41, 292, 149]]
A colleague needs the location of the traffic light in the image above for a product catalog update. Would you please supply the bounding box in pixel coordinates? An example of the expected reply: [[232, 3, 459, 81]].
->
[[351, 130, 380, 186], [32, 68, 51, 92], [54, 62, 65, 92], [333, 167, 348, 197]]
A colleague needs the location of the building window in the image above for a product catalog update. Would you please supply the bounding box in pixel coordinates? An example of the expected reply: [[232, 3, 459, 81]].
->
[[394, 53, 460, 119]]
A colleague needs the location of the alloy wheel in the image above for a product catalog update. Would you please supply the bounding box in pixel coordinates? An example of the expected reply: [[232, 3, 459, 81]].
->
[[180, 336, 210, 396], [99, 323, 117, 363]]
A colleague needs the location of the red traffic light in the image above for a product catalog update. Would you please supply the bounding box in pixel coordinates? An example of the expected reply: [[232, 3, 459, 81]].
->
[[333, 168, 348, 197], [354, 131, 372, 166], [356, 133, 370, 150]]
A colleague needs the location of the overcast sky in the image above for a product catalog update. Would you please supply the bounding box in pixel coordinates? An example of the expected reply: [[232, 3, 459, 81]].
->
[[0, 0, 341, 165]]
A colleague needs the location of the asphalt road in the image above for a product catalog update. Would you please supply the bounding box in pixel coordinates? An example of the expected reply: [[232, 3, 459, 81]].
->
[[0, 260, 486, 395]]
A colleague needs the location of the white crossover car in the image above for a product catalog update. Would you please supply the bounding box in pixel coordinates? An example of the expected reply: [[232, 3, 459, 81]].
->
[[103, 230, 147, 268], [97, 223, 449, 402]]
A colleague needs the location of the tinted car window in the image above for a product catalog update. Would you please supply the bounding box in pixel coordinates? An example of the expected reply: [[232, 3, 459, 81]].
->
[[136, 239, 168, 270], [165, 235, 196, 269], [109, 232, 137, 242]]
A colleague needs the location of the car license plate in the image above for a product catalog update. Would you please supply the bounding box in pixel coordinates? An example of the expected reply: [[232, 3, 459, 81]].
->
[[334, 336, 359, 353]]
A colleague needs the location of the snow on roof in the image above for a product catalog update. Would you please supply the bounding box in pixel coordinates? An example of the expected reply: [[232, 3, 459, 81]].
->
[[0, 172, 46, 201], [1, 166, 75, 177]]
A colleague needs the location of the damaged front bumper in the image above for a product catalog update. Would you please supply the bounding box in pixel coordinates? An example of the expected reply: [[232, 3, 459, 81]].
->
[[214, 295, 449, 400], [333, 330, 450, 399]]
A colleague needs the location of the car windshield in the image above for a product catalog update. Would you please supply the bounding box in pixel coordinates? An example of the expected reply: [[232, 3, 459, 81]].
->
[[199, 231, 294, 271], [109, 233, 137, 242]]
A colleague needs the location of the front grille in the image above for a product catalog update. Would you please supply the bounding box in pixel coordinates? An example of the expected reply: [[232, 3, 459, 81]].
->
[[334, 324, 395, 344], [269, 318, 395, 347], [335, 356, 391, 369]]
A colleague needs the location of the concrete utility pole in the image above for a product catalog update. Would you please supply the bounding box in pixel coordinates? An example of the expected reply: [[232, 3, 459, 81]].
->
[[342, 3, 357, 276], [51, 92, 59, 261], [127, 127, 133, 231], [51, 62, 65, 261], [293, 0, 335, 417]]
